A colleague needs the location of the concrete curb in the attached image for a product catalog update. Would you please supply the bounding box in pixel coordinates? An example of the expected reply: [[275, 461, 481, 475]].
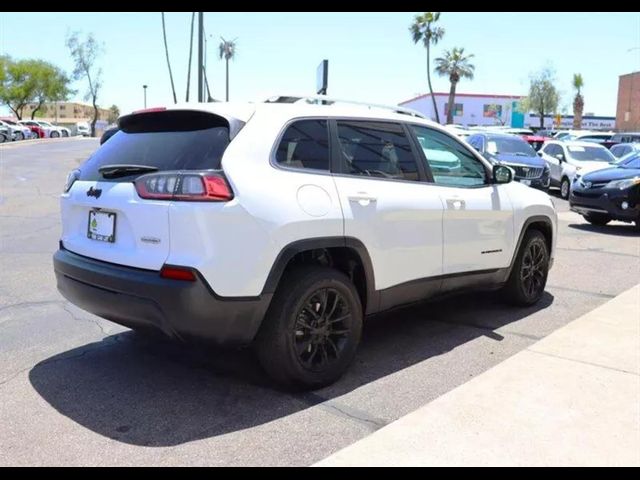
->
[[0, 136, 96, 149], [315, 284, 640, 467]]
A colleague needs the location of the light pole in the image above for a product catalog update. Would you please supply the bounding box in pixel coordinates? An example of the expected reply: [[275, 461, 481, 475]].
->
[[143, 85, 148, 108]]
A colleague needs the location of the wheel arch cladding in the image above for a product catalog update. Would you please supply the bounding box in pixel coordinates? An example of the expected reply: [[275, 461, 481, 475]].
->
[[260, 237, 377, 314]]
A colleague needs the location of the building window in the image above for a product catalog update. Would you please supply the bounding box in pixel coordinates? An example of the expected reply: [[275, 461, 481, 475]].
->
[[444, 103, 464, 117], [59, 105, 65, 110]]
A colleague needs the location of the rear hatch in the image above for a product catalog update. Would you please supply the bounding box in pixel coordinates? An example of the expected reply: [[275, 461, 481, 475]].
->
[[60, 109, 238, 270]]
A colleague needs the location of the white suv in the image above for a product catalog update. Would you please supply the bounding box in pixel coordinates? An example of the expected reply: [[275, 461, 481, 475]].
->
[[538, 140, 616, 199], [53, 98, 557, 389]]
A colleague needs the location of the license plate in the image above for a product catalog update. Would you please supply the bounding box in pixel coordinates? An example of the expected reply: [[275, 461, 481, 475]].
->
[[87, 210, 116, 243], [520, 179, 531, 186]]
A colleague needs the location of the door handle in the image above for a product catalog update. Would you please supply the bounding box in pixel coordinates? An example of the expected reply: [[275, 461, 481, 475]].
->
[[348, 193, 377, 206]]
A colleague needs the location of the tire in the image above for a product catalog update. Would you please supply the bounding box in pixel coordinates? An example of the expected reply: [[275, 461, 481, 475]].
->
[[14, 132, 23, 141], [0, 134, 6, 143], [62, 130, 69, 137], [254, 266, 363, 390], [583, 213, 611, 226], [51, 131, 60, 138], [560, 177, 570, 199], [503, 229, 549, 306]]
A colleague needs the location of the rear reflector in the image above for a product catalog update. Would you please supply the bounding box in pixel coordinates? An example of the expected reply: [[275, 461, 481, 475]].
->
[[160, 265, 196, 281], [135, 171, 234, 202]]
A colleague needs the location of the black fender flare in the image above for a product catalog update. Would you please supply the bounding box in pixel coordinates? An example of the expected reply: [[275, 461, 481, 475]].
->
[[260, 236, 378, 314]]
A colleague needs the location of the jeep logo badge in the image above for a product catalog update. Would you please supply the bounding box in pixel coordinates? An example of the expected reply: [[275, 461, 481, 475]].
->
[[86, 186, 102, 199]]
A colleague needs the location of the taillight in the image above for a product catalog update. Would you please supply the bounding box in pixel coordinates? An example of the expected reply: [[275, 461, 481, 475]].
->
[[160, 265, 196, 281], [134, 171, 234, 202]]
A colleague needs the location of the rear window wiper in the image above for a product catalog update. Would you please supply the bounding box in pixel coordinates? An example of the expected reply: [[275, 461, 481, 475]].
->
[[98, 164, 159, 179]]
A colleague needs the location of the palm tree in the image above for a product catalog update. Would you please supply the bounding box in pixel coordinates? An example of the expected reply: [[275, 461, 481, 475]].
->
[[218, 37, 237, 102], [572, 73, 584, 129], [185, 12, 195, 102], [410, 12, 445, 124], [434, 47, 475, 125], [161, 12, 177, 104]]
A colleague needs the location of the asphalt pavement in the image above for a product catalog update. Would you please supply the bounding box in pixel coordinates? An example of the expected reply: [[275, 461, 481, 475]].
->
[[1, 138, 638, 466]]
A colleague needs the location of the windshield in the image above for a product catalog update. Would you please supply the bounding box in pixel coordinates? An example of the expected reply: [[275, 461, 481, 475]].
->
[[39, 121, 52, 127], [78, 111, 232, 182], [619, 152, 640, 169], [486, 136, 537, 157], [565, 145, 615, 162]]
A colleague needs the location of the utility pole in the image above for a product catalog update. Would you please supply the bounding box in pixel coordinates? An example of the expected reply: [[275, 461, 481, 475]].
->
[[143, 85, 148, 108], [198, 12, 204, 102]]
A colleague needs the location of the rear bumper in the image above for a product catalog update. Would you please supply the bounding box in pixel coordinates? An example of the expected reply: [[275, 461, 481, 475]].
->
[[53, 247, 272, 346], [569, 188, 640, 222]]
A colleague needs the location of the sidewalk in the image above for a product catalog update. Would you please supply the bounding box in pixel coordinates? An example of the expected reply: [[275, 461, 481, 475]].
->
[[315, 284, 640, 467]]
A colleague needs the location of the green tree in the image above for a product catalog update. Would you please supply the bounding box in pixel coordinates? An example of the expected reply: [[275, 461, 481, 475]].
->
[[572, 73, 584, 129], [161, 12, 177, 104], [410, 12, 445, 124], [107, 104, 120, 124], [527, 66, 560, 129], [219, 37, 237, 102], [434, 47, 475, 125], [0, 57, 72, 120], [30, 62, 73, 119], [66, 31, 104, 137]]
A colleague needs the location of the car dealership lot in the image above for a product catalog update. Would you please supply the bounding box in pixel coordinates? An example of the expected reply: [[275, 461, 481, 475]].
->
[[1, 139, 638, 466]]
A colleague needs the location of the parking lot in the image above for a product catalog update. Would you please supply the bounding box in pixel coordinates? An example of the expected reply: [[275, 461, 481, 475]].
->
[[0, 138, 638, 466]]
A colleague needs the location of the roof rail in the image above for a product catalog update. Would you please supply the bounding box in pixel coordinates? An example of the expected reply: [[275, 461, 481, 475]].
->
[[263, 94, 427, 119]]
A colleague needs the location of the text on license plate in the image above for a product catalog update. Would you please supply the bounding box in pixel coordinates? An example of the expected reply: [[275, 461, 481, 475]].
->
[[87, 210, 116, 243]]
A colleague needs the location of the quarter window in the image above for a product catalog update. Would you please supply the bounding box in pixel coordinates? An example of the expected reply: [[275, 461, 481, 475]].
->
[[411, 125, 487, 187], [336, 121, 420, 181], [275, 119, 330, 171]]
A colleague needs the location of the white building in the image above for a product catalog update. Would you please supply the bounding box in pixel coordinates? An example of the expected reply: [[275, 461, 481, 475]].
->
[[399, 92, 524, 127], [399, 92, 616, 130]]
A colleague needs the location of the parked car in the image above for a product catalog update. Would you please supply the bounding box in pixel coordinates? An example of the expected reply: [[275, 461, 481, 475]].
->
[[0, 126, 10, 143], [76, 122, 91, 137], [442, 124, 471, 140], [467, 132, 550, 190], [521, 134, 552, 152], [19, 120, 49, 138], [570, 151, 640, 230], [53, 100, 557, 389], [538, 140, 617, 199], [34, 120, 67, 138], [610, 142, 640, 159], [610, 132, 640, 144], [0, 119, 31, 140]]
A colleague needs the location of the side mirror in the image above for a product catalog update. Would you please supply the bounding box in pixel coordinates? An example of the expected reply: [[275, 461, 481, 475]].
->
[[537, 151, 543, 156], [554, 153, 565, 162], [493, 165, 513, 184]]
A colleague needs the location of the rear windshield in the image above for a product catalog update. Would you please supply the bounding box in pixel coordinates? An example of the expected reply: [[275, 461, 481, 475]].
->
[[78, 110, 231, 181], [566, 145, 615, 163]]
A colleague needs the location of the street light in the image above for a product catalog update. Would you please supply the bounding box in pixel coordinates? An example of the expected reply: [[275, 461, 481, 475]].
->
[[143, 85, 148, 108]]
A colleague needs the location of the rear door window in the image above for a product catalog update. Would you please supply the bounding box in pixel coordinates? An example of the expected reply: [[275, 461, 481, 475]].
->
[[79, 110, 233, 182], [336, 120, 420, 181]]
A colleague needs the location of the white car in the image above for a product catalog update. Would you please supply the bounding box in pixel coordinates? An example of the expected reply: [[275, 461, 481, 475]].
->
[[35, 120, 68, 138], [0, 119, 33, 140], [75, 122, 91, 136], [538, 140, 616, 199], [53, 97, 557, 389]]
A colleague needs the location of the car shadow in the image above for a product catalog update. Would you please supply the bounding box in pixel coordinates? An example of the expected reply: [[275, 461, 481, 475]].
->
[[568, 222, 639, 237], [29, 290, 553, 447]]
